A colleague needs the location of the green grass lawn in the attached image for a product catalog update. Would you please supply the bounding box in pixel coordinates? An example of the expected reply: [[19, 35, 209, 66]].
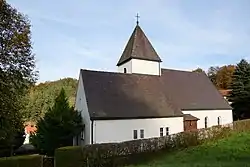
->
[[128, 132, 250, 167]]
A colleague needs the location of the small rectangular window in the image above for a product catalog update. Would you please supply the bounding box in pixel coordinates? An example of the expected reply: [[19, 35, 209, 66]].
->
[[160, 127, 163, 137], [133, 130, 138, 139], [140, 129, 144, 138], [166, 127, 169, 135], [205, 117, 208, 128]]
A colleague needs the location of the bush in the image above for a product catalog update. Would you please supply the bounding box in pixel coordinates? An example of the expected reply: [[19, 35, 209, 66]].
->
[[14, 144, 39, 156], [0, 155, 42, 167], [0, 132, 26, 157], [43, 157, 54, 167], [0, 148, 11, 158], [55, 119, 250, 167]]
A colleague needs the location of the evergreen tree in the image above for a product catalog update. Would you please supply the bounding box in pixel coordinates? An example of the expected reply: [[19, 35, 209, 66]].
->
[[31, 88, 83, 156], [228, 59, 250, 120], [0, 0, 37, 156]]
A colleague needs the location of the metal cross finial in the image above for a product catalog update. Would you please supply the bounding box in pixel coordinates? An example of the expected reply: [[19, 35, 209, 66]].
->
[[135, 13, 140, 25]]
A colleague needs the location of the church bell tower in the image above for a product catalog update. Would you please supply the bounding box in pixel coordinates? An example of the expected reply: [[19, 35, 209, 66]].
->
[[116, 14, 162, 76]]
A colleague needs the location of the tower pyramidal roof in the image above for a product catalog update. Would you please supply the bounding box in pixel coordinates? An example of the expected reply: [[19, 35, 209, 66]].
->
[[117, 25, 162, 66]]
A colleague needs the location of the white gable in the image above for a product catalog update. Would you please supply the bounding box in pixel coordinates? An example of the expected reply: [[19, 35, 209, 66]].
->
[[73, 73, 91, 145]]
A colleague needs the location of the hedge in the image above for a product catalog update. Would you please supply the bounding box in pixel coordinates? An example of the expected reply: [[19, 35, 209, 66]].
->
[[55, 119, 250, 167], [0, 154, 43, 167]]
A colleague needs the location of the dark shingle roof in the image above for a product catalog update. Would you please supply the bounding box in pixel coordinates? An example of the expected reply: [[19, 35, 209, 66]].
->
[[80, 69, 232, 120], [81, 69, 182, 120], [160, 69, 232, 110], [116, 25, 162, 66]]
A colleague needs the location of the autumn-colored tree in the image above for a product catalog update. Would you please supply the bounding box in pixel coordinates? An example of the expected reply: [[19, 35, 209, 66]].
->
[[216, 65, 236, 89], [207, 65, 235, 89]]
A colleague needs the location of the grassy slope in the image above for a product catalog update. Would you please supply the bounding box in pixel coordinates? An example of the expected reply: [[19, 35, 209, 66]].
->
[[128, 132, 250, 167]]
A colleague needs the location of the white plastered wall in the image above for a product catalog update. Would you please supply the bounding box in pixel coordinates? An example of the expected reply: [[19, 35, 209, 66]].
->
[[118, 59, 161, 76], [92, 117, 183, 144], [182, 110, 233, 129], [74, 73, 91, 145]]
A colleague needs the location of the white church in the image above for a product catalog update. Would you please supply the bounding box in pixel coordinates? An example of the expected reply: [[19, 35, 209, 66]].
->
[[73, 23, 233, 146]]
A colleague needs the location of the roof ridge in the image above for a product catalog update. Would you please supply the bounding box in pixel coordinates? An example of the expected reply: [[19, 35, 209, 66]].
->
[[80, 69, 116, 74], [162, 68, 193, 73], [162, 68, 207, 74], [130, 26, 137, 58], [81, 68, 207, 77], [80, 68, 162, 77]]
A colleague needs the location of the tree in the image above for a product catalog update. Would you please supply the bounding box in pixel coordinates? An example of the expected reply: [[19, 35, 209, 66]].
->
[[228, 59, 250, 120], [31, 88, 83, 156], [207, 65, 235, 89], [0, 0, 38, 156], [207, 66, 220, 88], [215, 65, 235, 89], [192, 67, 204, 73], [23, 78, 78, 122]]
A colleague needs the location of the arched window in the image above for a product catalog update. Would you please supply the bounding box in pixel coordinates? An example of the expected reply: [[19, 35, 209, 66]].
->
[[217, 116, 221, 125], [124, 68, 127, 73], [205, 117, 208, 128]]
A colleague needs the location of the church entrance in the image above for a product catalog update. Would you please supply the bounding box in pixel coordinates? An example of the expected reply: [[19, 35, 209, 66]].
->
[[183, 114, 199, 132]]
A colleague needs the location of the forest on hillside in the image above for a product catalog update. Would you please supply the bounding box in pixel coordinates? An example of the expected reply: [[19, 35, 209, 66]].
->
[[23, 78, 78, 122], [23, 64, 235, 122]]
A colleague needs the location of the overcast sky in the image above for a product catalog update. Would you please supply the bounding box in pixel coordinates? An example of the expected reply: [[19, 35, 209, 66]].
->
[[8, 0, 250, 82]]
